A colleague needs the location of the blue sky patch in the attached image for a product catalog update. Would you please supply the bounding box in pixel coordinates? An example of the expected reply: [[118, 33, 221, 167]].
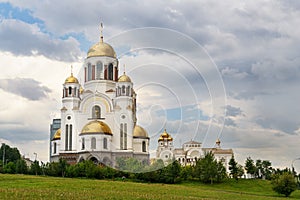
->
[[155, 104, 209, 122], [0, 2, 43, 25]]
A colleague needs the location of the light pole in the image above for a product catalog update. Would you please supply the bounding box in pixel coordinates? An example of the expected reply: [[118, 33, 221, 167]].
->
[[34, 152, 37, 161]]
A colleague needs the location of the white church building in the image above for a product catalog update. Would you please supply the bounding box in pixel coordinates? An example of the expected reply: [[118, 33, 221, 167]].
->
[[50, 27, 149, 166], [156, 129, 233, 172]]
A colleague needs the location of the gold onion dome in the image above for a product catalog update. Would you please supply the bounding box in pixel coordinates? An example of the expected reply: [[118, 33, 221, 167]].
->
[[87, 41, 116, 58], [158, 129, 172, 141], [118, 72, 132, 82], [52, 129, 61, 140], [158, 136, 164, 141], [81, 120, 112, 135], [161, 129, 169, 138], [133, 125, 149, 138], [65, 73, 79, 84], [167, 136, 173, 141]]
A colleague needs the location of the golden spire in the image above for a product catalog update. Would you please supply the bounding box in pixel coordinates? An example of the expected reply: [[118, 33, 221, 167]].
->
[[71, 65, 73, 76], [123, 64, 126, 75], [100, 22, 103, 43]]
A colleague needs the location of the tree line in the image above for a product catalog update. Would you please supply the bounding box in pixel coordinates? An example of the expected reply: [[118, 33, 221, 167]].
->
[[0, 143, 298, 197]]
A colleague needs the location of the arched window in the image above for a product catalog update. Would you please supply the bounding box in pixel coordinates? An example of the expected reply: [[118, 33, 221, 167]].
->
[[126, 86, 130, 96], [82, 138, 85, 150], [221, 157, 225, 163], [69, 124, 73, 150], [65, 124, 68, 150], [103, 138, 107, 149], [96, 61, 103, 79], [142, 141, 146, 152], [108, 63, 113, 80], [53, 142, 57, 154], [88, 63, 92, 81], [122, 85, 125, 95], [120, 123, 123, 149], [68, 86, 72, 96], [124, 123, 127, 149], [91, 137, 96, 150], [92, 105, 101, 119]]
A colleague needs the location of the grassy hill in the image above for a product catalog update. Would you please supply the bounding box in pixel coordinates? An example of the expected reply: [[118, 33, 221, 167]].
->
[[0, 174, 299, 199]]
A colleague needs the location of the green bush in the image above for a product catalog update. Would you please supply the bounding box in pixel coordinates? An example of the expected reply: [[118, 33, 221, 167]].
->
[[272, 172, 297, 197]]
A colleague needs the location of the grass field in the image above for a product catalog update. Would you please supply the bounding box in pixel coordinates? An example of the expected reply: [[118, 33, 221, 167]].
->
[[0, 174, 300, 199]]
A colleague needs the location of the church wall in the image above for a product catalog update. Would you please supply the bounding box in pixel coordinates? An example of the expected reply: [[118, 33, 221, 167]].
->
[[49, 29, 150, 165], [133, 138, 149, 153]]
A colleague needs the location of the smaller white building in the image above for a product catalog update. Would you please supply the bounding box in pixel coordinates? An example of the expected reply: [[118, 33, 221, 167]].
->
[[156, 129, 233, 172]]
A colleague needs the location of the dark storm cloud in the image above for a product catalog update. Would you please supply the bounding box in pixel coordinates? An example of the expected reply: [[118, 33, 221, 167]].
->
[[0, 77, 51, 100], [0, 19, 82, 61]]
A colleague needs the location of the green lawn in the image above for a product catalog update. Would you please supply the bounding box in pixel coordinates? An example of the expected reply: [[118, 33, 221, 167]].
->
[[0, 174, 299, 199]]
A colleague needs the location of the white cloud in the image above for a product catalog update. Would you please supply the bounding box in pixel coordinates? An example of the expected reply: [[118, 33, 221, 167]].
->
[[0, 19, 83, 61]]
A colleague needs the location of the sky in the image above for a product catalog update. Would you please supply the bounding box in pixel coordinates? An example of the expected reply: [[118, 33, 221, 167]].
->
[[0, 0, 300, 171]]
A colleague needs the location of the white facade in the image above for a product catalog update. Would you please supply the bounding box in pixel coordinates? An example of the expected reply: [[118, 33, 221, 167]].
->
[[50, 30, 150, 166], [156, 129, 233, 172]]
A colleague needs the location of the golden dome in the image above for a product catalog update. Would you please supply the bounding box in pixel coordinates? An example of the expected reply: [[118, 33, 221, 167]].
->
[[81, 120, 112, 135], [133, 125, 148, 138], [158, 129, 172, 141], [87, 41, 116, 58], [161, 129, 169, 138], [65, 73, 79, 84], [118, 72, 132, 82], [52, 129, 61, 140], [158, 136, 164, 141]]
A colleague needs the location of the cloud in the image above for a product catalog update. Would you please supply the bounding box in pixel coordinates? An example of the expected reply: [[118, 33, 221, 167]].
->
[[1, 0, 300, 171], [224, 118, 237, 127], [226, 105, 242, 117], [0, 77, 51, 100], [0, 19, 83, 61]]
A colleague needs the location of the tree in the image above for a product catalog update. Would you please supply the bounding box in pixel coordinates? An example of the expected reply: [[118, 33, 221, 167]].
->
[[16, 159, 28, 174], [229, 156, 239, 180], [272, 172, 297, 197], [262, 160, 272, 180], [255, 159, 263, 178], [159, 160, 181, 184], [0, 143, 21, 164], [58, 158, 68, 177], [180, 165, 193, 180], [237, 164, 244, 178], [194, 151, 227, 184], [245, 157, 256, 178], [3, 161, 16, 174], [30, 160, 42, 175]]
